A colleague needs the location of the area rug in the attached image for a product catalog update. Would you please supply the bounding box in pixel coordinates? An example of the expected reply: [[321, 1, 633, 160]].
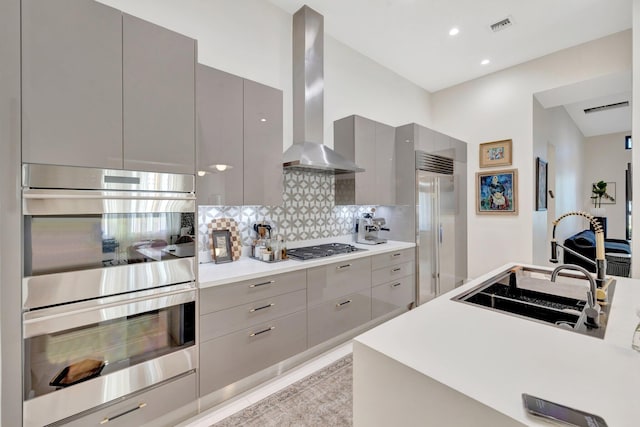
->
[[212, 355, 353, 427]]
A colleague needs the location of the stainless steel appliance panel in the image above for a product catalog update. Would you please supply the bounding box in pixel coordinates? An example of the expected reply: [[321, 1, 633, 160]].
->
[[23, 285, 196, 338], [22, 348, 197, 427], [417, 171, 459, 304], [23, 257, 195, 309], [23, 163, 195, 193], [23, 287, 196, 407]]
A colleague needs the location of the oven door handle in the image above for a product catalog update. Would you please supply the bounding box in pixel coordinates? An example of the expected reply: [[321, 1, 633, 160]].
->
[[23, 189, 195, 215], [23, 287, 196, 338]]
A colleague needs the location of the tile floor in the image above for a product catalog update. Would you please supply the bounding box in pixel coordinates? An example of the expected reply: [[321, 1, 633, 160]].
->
[[178, 342, 353, 427]]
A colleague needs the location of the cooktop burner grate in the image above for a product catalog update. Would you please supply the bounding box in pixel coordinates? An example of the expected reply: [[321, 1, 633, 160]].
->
[[287, 243, 365, 260]]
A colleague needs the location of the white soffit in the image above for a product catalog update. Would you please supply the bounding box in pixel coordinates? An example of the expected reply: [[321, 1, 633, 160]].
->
[[564, 91, 632, 137]]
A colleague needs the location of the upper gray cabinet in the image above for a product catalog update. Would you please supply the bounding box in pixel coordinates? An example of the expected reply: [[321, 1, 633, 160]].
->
[[21, 3, 196, 174], [196, 65, 244, 205], [243, 79, 283, 206], [123, 14, 196, 174], [334, 115, 395, 205], [196, 65, 283, 206], [22, 0, 123, 169]]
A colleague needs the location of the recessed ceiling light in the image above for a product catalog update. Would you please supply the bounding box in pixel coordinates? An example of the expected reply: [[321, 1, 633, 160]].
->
[[448, 27, 459, 36], [260, 118, 267, 122], [481, 59, 490, 65]]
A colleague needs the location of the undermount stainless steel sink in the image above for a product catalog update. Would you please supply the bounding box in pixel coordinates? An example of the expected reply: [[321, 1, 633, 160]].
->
[[453, 266, 615, 339]]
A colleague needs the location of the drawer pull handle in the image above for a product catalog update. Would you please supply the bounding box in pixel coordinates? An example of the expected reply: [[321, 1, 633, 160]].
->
[[392, 253, 402, 257], [336, 264, 352, 270], [249, 280, 275, 288], [250, 326, 275, 337], [391, 267, 402, 273], [100, 403, 147, 424], [249, 303, 275, 313], [391, 282, 402, 288], [336, 299, 352, 307]]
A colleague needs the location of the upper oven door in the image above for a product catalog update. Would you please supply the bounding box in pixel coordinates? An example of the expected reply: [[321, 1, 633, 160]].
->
[[22, 164, 196, 309], [24, 189, 196, 275]]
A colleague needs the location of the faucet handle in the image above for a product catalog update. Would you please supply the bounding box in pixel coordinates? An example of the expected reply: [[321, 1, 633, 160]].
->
[[584, 291, 600, 328]]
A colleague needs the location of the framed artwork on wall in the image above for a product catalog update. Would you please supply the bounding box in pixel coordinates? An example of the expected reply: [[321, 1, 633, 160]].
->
[[479, 139, 512, 168], [476, 169, 518, 215], [536, 157, 548, 211]]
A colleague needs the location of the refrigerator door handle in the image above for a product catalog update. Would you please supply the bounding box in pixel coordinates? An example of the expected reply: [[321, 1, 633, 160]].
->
[[439, 223, 443, 244]]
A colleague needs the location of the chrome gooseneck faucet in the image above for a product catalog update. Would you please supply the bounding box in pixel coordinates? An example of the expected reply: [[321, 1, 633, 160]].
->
[[549, 211, 607, 287], [550, 264, 600, 328]]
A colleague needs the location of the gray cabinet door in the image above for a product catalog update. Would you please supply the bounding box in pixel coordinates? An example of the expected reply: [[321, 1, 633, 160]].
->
[[123, 14, 196, 174], [243, 79, 283, 206], [374, 122, 396, 205], [22, 0, 123, 169], [196, 65, 243, 205], [334, 115, 395, 205]]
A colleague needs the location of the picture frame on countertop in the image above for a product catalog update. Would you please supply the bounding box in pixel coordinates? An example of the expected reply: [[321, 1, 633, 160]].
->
[[479, 139, 512, 168], [211, 229, 232, 264], [536, 157, 548, 211], [476, 169, 518, 215]]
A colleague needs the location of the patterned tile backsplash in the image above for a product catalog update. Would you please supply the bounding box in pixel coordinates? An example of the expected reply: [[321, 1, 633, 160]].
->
[[198, 170, 373, 250]]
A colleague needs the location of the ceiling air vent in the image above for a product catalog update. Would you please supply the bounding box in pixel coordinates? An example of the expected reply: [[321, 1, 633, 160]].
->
[[490, 16, 513, 33], [584, 101, 629, 114]]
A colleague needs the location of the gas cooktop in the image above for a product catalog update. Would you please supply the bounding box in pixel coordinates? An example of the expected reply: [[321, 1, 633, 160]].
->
[[286, 243, 366, 261]]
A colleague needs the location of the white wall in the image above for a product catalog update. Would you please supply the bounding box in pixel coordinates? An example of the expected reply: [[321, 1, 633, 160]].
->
[[431, 31, 631, 278], [584, 131, 631, 239], [97, 0, 432, 150], [532, 99, 586, 266]]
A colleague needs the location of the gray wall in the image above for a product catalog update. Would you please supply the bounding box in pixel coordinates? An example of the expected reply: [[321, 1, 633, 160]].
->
[[0, 0, 23, 424]]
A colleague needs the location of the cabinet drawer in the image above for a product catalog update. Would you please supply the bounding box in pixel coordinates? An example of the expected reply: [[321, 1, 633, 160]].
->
[[371, 248, 414, 269], [199, 310, 307, 396], [200, 289, 306, 341], [61, 373, 196, 427], [372, 261, 414, 287], [200, 270, 306, 314], [307, 289, 371, 347], [372, 275, 415, 318], [307, 257, 371, 306]]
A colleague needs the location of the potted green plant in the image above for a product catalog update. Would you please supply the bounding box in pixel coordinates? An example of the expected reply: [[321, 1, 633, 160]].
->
[[591, 180, 615, 208]]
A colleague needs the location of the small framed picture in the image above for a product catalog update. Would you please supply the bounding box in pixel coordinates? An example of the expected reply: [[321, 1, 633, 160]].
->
[[476, 169, 518, 215], [536, 157, 548, 211], [479, 139, 512, 168], [211, 229, 232, 264]]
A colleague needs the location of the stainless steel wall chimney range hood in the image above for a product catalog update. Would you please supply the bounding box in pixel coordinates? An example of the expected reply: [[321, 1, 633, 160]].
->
[[282, 5, 364, 174]]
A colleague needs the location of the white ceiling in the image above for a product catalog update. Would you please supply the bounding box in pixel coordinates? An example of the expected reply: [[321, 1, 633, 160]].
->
[[268, 0, 633, 136]]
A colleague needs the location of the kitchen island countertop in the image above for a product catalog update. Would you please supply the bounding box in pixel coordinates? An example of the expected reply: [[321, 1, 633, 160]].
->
[[353, 262, 640, 426], [198, 239, 415, 288]]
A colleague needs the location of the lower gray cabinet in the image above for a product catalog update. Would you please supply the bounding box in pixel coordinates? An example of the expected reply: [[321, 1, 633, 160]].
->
[[62, 373, 196, 427], [372, 275, 415, 318], [307, 257, 372, 306], [307, 289, 372, 347], [199, 310, 307, 396]]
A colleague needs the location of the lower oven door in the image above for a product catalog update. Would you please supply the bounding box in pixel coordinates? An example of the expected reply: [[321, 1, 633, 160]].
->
[[22, 284, 197, 427]]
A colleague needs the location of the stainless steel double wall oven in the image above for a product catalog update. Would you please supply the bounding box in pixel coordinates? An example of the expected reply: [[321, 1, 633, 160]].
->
[[21, 164, 197, 426]]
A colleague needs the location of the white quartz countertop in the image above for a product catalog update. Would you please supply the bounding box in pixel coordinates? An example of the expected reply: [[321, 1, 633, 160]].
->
[[354, 263, 640, 426], [198, 239, 415, 288]]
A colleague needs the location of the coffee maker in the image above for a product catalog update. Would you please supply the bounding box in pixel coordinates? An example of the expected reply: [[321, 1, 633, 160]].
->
[[355, 212, 389, 245]]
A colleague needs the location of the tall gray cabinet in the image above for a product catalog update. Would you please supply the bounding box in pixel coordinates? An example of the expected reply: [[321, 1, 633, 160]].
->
[[21, 0, 123, 169], [123, 14, 196, 174], [21, 1, 196, 174], [196, 64, 283, 206], [333, 115, 396, 205]]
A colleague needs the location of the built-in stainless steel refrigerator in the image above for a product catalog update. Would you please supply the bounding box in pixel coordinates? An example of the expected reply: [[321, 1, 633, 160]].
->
[[416, 158, 466, 304]]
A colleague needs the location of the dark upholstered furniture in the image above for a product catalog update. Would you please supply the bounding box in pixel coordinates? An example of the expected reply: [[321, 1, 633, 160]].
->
[[563, 229, 631, 276]]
